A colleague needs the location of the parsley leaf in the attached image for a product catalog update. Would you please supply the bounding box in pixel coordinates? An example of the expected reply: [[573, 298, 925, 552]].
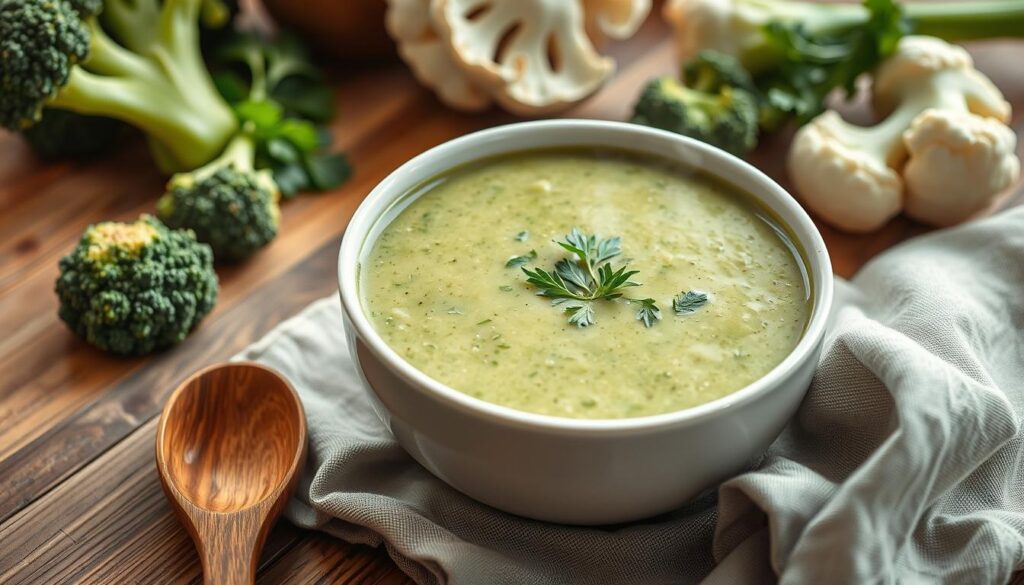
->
[[514, 230, 529, 242], [555, 299, 596, 328], [673, 291, 709, 314], [505, 249, 538, 269], [633, 298, 662, 328]]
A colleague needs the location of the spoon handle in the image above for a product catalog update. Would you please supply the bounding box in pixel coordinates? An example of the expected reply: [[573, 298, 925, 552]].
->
[[195, 511, 264, 585]]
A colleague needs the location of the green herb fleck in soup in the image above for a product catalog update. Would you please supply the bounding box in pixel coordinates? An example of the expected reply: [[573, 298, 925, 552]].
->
[[361, 149, 810, 419]]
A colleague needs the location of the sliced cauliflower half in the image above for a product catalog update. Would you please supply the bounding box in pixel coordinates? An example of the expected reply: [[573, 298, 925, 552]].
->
[[431, 0, 616, 115]]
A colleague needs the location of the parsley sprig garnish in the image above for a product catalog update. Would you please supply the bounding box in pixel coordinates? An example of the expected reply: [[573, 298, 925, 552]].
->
[[521, 229, 662, 328]]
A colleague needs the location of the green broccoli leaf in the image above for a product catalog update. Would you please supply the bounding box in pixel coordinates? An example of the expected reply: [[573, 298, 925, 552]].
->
[[304, 152, 351, 191]]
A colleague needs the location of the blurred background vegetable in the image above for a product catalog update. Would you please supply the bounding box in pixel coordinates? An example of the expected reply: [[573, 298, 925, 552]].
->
[[788, 35, 1018, 232], [631, 51, 759, 156], [384, 0, 652, 115], [0, 0, 238, 172], [644, 0, 1024, 154]]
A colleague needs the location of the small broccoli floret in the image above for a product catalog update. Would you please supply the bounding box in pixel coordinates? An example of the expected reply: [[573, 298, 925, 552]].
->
[[21, 108, 125, 160], [157, 134, 280, 261], [631, 52, 759, 156], [55, 215, 219, 356], [0, 0, 238, 172]]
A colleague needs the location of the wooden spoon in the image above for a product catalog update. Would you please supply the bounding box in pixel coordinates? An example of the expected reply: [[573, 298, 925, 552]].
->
[[156, 362, 307, 585]]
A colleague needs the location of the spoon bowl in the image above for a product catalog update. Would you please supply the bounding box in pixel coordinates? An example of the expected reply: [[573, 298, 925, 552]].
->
[[157, 362, 307, 585]]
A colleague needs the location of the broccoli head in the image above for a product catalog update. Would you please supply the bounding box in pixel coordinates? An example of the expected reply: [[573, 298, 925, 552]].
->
[[55, 215, 219, 356], [21, 108, 126, 159], [631, 52, 759, 156], [0, 0, 237, 172], [157, 134, 280, 261], [0, 0, 90, 129]]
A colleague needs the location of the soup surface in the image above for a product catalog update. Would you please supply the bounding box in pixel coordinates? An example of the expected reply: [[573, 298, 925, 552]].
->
[[362, 149, 810, 419]]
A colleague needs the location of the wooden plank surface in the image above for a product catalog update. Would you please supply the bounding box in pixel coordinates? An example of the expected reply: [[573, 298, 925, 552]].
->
[[0, 10, 1022, 585]]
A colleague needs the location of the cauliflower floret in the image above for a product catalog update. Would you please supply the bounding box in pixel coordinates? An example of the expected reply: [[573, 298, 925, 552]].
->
[[903, 109, 1020, 226], [788, 112, 903, 233], [788, 36, 1020, 232]]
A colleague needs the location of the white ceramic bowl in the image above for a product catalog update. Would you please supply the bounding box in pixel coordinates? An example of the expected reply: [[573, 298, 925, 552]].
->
[[338, 120, 833, 525]]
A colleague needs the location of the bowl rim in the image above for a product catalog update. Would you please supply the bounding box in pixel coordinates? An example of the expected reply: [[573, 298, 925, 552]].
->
[[338, 119, 833, 436]]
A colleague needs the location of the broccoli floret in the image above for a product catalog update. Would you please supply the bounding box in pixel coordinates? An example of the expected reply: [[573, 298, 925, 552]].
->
[[55, 215, 219, 356], [0, 0, 238, 172], [631, 52, 759, 156], [21, 108, 125, 159], [157, 134, 280, 261]]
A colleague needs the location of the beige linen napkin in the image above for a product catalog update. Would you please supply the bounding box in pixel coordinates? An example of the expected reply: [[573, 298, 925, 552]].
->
[[237, 207, 1024, 585]]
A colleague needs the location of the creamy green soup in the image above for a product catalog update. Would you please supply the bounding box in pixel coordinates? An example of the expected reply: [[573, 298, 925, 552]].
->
[[362, 149, 810, 419]]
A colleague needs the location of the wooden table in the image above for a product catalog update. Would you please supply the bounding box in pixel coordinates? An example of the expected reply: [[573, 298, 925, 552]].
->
[[1, 13, 1022, 585]]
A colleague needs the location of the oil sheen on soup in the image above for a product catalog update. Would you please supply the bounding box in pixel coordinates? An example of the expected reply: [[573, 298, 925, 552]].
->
[[362, 149, 810, 419]]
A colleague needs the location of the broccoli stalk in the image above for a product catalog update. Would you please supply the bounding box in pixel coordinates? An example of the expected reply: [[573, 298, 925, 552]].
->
[[55, 215, 218, 356], [0, 0, 237, 172], [157, 132, 281, 261], [631, 52, 759, 156]]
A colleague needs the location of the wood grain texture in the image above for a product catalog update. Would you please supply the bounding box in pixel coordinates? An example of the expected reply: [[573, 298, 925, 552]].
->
[[0, 8, 1021, 585], [157, 363, 307, 585]]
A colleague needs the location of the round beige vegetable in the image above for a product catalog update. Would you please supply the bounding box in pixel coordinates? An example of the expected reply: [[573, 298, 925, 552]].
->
[[386, 0, 492, 111], [902, 109, 1020, 226], [788, 111, 904, 233], [788, 36, 1019, 232]]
